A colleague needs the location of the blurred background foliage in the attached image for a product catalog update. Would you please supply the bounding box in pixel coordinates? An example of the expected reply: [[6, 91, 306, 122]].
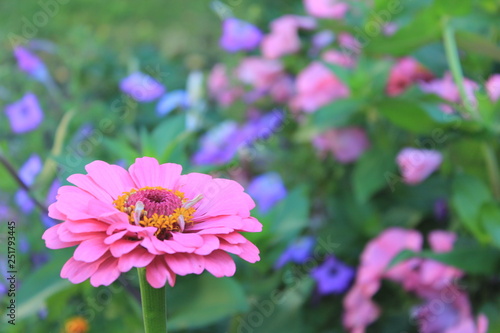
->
[[1, 0, 500, 332]]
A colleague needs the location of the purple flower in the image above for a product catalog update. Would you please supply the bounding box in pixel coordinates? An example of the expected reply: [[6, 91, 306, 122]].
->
[[220, 18, 263, 53], [156, 90, 190, 116], [311, 256, 355, 295], [434, 198, 448, 221], [15, 154, 42, 213], [5, 93, 44, 133], [275, 236, 315, 269], [119, 72, 165, 102], [247, 172, 287, 214], [193, 121, 241, 165], [31, 252, 50, 269], [13, 46, 50, 82]]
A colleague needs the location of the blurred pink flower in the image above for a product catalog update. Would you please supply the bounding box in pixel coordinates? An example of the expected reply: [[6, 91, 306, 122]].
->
[[396, 148, 443, 185], [486, 74, 500, 102], [383, 22, 399, 36], [343, 228, 422, 332], [42, 157, 261, 288], [237, 57, 284, 90], [313, 127, 370, 163], [304, 0, 349, 19], [261, 15, 316, 59], [208, 64, 243, 107], [414, 288, 488, 333], [322, 49, 356, 68], [343, 228, 487, 333], [419, 72, 478, 113], [269, 75, 295, 103], [386, 57, 434, 96], [338, 33, 361, 54], [291, 62, 350, 113]]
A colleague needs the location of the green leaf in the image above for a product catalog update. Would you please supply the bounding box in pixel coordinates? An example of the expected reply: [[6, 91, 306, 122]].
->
[[456, 30, 500, 62], [480, 203, 500, 248], [17, 251, 73, 320], [167, 274, 248, 330], [365, 7, 441, 56], [311, 99, 364, 131], [376, 99, 437, 133], [352, 148, 397, 203], [151, 113, 187, 159], [451, 174, 492, 241], [240, 277, 314, 333], [268, 186, 310, 245]]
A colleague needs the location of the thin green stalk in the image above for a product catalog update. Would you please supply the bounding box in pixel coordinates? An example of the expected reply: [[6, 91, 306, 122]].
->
[[0, 152, 47, 212], [482, 143, 500, 200], [137, 267, 167, 333], [442, 19, 477, 118], [37, 109, 75, 191], [442, 19, 500, 201]]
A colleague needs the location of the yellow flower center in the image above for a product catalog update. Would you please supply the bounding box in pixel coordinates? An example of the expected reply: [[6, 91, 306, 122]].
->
[[113, 186, 200, 239]]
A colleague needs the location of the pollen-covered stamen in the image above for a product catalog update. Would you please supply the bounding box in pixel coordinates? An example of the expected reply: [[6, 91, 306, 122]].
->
[[183, 194, 204, 209], [134, 201, 144, 226], [113, 186, 200, 240]]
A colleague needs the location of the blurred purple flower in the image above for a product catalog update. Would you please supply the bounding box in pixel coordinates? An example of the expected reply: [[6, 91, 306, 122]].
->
[[13, 46, 50, 82], [40, 178, 61, 228], [275, 236, 315, 269], [434, 198, 448, 222], [120, 72, 165, 102], [311, 256, 355, 295], [220, 18, 263, 52], [31, 252, 50, 269], [19, 234, 30, 253], [46, 178, 60, 206], [15, 154, 42, 213], [311, 30, 335, 54], [5, 93, 44, 133], [193, 121, 241, 165], [247, 172, 287, 214], [18, 154, 42, 185], [242, 110, 284, 143], [156, 90, 190, 116]]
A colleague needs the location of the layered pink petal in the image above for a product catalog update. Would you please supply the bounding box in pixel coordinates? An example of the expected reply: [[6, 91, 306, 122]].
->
[[203, 250, 236, 277], [85, 160, 135, 199], [166, 253, 205, 275], [42, 224, 79, 249], [129, 157, 182, 189], [61, 257, 106, 284], [147, 256, 176, 288], [118, 247, 155, 272], [90, 257, 121, 287], [73, 237, 109, 263]]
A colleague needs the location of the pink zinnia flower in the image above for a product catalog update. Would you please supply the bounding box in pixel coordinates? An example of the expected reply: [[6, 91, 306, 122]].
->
[[304, 0, 349, 19], [208, 64, 243, 107], [419, 72, 478, 113], [261, 15, 316, 59], [386, 57, 434, 96], [237, 57, 284, 90], [42, 157, 261, 288], [486, 74, 500, 102], [313, 127, 370, 163], [291, 62, 350, 113], [396, 148, 443, 185], [322, 49, 357, 68]]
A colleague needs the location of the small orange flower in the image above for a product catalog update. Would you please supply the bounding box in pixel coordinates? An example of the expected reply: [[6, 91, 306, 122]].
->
[[64, 316, 89, 333]]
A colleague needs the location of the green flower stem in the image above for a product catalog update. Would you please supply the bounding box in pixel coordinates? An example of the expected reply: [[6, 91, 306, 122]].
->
[[442, 19, 477, 118], [137, 267, 167, 333], [0, 152, 47, 212], [37, 109, 75, 192], [482, 143, 500, 200], [442, 19, 500, 200]]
